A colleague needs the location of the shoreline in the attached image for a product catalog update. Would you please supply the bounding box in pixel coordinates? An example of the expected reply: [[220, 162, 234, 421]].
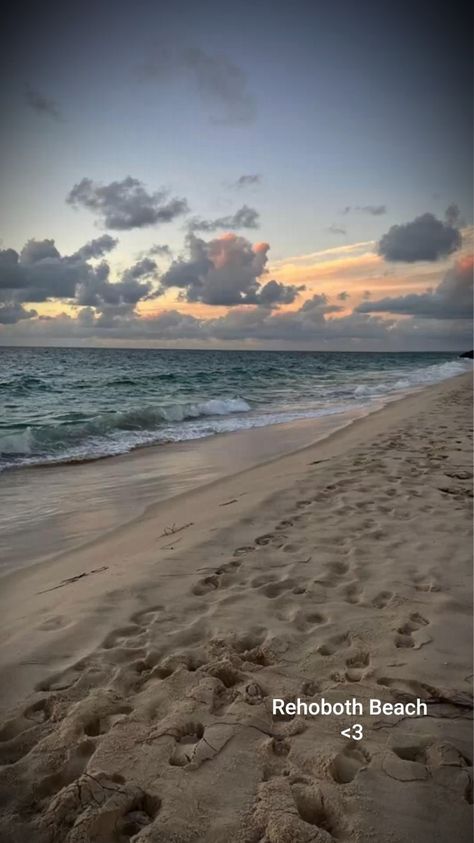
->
[[1, 371, 470, 577], [0, 372, 472, 841]]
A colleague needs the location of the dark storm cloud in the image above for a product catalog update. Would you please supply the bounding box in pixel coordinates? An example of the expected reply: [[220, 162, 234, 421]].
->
[[138, 46, 256, 124], [0, 302, 37, 325], [357, 258, 473, 319], [25, 86, 63, 121], [188, 205, 260, 233], [66, 177, 189, 230], [377, 211, 462, 262], [0, 236, 158, 312], [341, 205, 387, 216], [160, 233, 302, 307]]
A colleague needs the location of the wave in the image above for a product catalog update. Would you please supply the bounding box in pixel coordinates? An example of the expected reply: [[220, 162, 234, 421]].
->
[[0, 401, 351, 469], [0, 374, 54, 394], [353, 358, 471, 398], [0, 397, 251, 461]]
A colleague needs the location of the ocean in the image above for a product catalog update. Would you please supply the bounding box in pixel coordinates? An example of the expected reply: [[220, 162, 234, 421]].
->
[[0, 347, 470, 472]]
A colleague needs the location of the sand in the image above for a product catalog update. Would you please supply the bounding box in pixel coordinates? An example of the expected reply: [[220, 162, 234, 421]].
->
[[0, 373, 472, 842]]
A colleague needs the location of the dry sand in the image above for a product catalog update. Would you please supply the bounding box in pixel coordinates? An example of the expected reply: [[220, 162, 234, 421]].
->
[[0, 373, 472, 842]]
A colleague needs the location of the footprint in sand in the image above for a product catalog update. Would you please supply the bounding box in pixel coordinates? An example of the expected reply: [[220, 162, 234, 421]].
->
[[233, 545, 254, 557], [413, 577, 442, 593], [330, 744, 371, 783], [291, 782, 342, 837], [36, 664, 84, 693], [276, 519, 295, 530], [318, 632, 351, 657], [326, 560, 350, 578], [372, 590, 393, 609], [276, 607, 326, 632], [0, 697, 57, 765], [37, 615, 69, 631], [255, 533, 285, 548], [38, 771, 160, 841], [169, 721, 205, 766], [244, 681, 266, 705], [344, 650, 371, 682], [35, 738, 97, 799], [394, 613, 431, 649], [341, 581, 363, 605], [83, 704, 132, 737], [262, 578, 297, 599], [0, 697, 53, 742], [192, 574, 220, 595], [382, 740, 471, 788], [168, 721, 234, 768], [192, 560, 242, 595], [295, 500, 312, 509]]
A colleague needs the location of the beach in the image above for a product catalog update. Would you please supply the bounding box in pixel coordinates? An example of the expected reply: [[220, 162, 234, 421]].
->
[[0, 371, 472, 841]]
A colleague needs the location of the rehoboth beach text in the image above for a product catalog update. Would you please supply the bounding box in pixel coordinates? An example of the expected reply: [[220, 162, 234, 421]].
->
[[272, 697, 428, 717]]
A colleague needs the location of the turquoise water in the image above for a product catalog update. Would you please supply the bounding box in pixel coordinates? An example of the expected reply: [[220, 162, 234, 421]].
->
[[0, 347, 470, 470]]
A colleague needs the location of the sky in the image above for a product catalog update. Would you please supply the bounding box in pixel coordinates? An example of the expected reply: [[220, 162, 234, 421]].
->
[[0, 0, 472, 350]]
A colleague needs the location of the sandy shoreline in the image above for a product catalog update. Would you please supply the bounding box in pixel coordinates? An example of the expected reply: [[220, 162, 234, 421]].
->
[[0, 372, 472, 842], [0, 404, 371, 574]]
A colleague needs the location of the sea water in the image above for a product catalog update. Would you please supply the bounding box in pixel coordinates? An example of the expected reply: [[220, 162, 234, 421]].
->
[[0, 347, 470, 471]]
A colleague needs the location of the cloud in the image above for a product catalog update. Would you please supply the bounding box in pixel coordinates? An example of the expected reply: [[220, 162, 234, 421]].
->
[[148, 244, 172, 258], [66, 177, 189, 230], [357, 257, 473, 319], [444, 203, 462, 228], [0, 235, 158, 319], [378, 211, 462, 262], [71, 235, 119, 260], [233, 174, 261, 188], [188, 205, 259, 232], [3, 283, 471, 350], [25, 87, 62, 121], [160, 232, 303, 307], [0, 302, 37, 324], [76, 258, 158, 308], [327, 224, 347, 235], [341, 205, 387, 216], [8, 302, 472, 351], [0, 241, 86, 300], [139, 46, 256, 124], [257, 279, 305, 306]]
